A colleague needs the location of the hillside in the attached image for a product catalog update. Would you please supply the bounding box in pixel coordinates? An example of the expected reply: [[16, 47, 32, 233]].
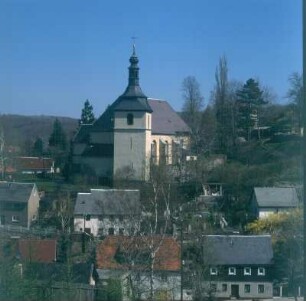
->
[[0, 114, 78, 147]]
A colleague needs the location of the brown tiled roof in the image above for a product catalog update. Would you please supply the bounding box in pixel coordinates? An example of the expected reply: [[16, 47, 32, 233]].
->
[[96, 236, 180, 272], [15, 157, 54, 172], [18, 239, 57, 263]]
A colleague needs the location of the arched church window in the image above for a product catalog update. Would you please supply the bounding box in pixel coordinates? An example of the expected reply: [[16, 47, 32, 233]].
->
[[127, 113, 134, 125], [151, 140, 157, 164], [165, 141, 169, 164]]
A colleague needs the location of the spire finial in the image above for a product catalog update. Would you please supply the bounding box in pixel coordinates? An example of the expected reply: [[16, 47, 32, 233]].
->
[[131, 36, 137, 55]]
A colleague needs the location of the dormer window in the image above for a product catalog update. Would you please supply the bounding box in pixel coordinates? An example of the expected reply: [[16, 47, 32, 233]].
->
[[210, 267, 218, 275], [258, 267, 265, 276], [244, 267, 251, 275], [228, 267, 236, 275], [127, 113, 134, 125]]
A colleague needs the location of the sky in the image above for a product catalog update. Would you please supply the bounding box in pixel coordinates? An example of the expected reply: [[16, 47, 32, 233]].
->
[[0, 0, 302, 119]]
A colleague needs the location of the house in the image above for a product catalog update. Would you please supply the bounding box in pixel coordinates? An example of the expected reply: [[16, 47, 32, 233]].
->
[[14, 156, 55, 175], [72, 47, 190, 182], [95, 235, 186, 301], [0, 182, 40, 228], [200, 235, 273, 300], [23, 262, 98, 301], [74, 189, 141, 236], [250, 187, 300, 219], [17, 239, 57, 263]]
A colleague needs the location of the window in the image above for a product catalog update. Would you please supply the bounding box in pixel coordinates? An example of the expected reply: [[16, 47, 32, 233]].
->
[[210, 283, 217, 292], [127, 113, 134, 125], [119, 228, 124, 235], [244, 267, 251, 275], [210, 267, 218, 275], [85, 214, 91, 221], [12, 215, 19, 222], [228, 267, 236, 275], [258, 284, 265, 294], [244, 284, 251, 293], [258, 267, 265, 276], [222, 284, 227, 292], [108, 228, 114, 235], [151, 140, 157, 164]]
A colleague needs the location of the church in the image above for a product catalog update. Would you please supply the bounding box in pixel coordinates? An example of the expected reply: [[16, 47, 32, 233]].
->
[[72, 47, 190, 182]]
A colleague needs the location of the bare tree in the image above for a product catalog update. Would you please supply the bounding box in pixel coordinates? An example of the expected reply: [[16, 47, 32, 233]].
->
[[286, 72, 303, 133], [212, 56, 237, 154], [0, 126, 6, 180], [181, 76, 204, 154], [54, 192, 74, 233]]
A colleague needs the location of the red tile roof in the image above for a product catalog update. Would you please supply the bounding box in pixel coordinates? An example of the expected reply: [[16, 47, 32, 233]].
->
[[15, 157, 54, 172], [96, 235, 180, 271], [18, 239, 57, 263]]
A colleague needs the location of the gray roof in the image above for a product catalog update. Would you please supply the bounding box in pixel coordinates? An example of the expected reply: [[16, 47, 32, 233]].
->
[[25, 263, 97, 284], [0, 182, 35, 203], [254, 187, 299, 208], [74, 189, 141, 216], [203, 235, 273, 265], [148, 99, 190, 135]]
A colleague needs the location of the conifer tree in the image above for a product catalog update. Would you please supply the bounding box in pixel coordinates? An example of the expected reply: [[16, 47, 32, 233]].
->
[[79, 99, 95, 126], [236, 78, 265, 141], [49, 118, 67, 151]]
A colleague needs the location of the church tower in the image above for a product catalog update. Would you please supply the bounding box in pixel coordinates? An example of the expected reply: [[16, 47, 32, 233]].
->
[[113, 46, 152, 180]]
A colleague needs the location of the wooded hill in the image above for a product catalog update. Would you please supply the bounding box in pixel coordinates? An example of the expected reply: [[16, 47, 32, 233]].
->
[[0, 114, 78, 148]]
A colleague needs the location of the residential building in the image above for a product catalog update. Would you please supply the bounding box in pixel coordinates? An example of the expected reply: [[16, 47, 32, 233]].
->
[[201, 235, 274, 300], [72, 47, 190, 182], [14, 157, 55, 175], [74, 189, 141, 236], [250, 187, 300, 219], [96, 235, 186, 301], [0, 182, 40, 228]]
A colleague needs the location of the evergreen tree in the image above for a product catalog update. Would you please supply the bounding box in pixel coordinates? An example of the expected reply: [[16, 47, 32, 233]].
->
[[33, 137, 44, 156], [79, 99, 95, 126], [236, 78, 265, 141], [49, 118, 67, 150]]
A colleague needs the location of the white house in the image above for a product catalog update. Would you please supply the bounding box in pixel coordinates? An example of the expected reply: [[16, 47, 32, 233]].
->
[[74, 189, 141, 237]]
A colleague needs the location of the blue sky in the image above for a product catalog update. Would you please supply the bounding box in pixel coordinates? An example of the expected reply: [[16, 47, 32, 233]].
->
[[0, 0, 302, 118]]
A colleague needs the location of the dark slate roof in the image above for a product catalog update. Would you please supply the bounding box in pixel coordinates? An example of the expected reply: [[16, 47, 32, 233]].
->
[[254, 187, 299, 208], [82, 144, 114, 157], [73, 124, 92, 143], [24, 262, 96, 284], [203, 235, 273, 265], [74, 189, 141, 216], [0, 182, 35, 203], [148, 99, 190, 135], [113, 94, 152, 112]]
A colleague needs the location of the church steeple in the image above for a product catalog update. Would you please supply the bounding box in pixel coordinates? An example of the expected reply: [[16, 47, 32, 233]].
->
[[113, 46, 152, 113], [128, 44, 140, 87]]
